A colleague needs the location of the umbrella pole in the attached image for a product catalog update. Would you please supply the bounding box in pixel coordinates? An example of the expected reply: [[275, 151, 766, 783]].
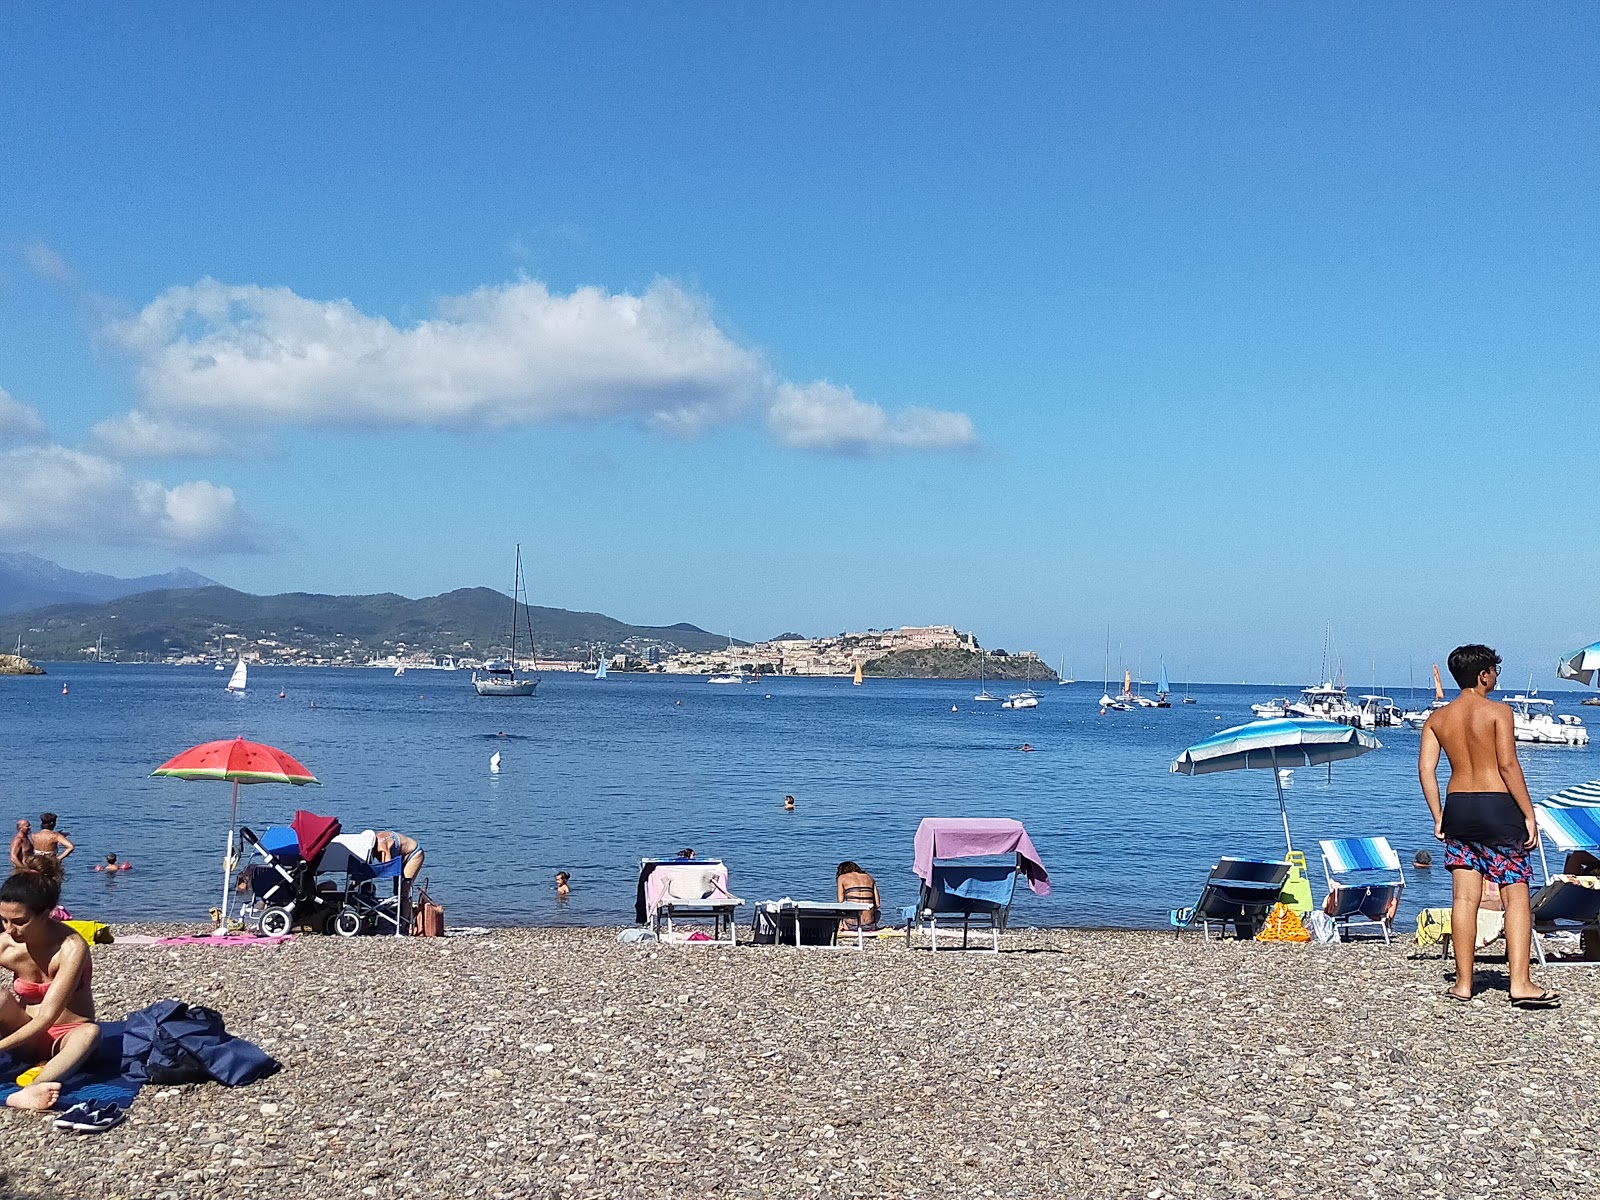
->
[[1271, 747, 1293, 854], [217, 779, 240, 932]]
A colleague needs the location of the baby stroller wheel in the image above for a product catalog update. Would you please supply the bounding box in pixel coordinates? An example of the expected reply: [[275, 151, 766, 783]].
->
[[259, 907, 294, 937], [332, 909, 364, 938]]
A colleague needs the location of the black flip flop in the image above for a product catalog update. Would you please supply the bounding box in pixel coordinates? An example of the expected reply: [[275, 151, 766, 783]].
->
[[1444, 990, 1474, 1003], [1510, 991, 1562, 1010]]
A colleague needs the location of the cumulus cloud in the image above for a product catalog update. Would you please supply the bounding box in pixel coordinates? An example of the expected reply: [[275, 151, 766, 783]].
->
[[112, 277, 767, 436], [767, 381, 978, 454], [0, 388, 49, 443], [104, 276, 981, 457], [0, 446, 269, 554], [90, 410, 249, 460], [21, 240, 75, 285]]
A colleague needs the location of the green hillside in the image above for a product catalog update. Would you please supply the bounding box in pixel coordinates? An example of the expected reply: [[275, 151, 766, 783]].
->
[[4, 586, 733, 664], [863, 648, 1057, 681]]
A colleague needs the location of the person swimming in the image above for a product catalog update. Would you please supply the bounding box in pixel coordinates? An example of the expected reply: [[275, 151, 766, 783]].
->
[[93, 853, 130, 873], [783, 795, 795, 811], [555, 871, 571, 899], [0, 856, 99, 1111]]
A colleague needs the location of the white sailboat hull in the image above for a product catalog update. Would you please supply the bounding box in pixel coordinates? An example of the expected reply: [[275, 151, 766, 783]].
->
[[473, 673, 537, 697], [226, 660, 247, 692]]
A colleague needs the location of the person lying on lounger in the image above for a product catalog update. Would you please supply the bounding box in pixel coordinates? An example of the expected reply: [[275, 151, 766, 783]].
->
[[0, 855, 99, 1111], [836, 861, 882, 932]]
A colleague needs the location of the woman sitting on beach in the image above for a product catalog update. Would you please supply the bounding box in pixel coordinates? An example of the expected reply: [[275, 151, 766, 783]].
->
[[0, 856, 99, 1110], [836, 861, 882, 932]]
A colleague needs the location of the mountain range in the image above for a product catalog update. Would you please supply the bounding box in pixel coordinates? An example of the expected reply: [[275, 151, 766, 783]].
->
[[0, 555, 733, 662], [0, 552, 217, 615], [5, 582, 733, 664]]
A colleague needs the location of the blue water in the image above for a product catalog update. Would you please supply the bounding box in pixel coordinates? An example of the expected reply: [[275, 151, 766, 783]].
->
[[4, 666, 1595, 930]]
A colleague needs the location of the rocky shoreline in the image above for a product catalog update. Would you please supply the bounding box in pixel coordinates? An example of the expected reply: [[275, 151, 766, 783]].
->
[[0, 654, 44, 675], [7, 925, 1594, 1199]]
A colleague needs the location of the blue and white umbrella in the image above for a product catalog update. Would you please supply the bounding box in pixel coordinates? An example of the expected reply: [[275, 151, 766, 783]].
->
[[1170, 718, 1383, 853], [1557, 641, 1600, 687]]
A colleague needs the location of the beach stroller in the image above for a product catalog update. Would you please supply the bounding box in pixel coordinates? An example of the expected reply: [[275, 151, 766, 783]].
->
[[239, 810, 342, 936], [1319, 837, 1406, 943], [1169, 857, 1291, 940], [902, 817, 1051, 952], [316, 831, 406, 937], [1529, 802, 1600, 966]]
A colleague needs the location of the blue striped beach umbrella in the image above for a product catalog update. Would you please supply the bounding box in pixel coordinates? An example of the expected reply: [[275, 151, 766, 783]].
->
[[1547, 779, 1600, 809], [1170, 718, 1383, 853], [1557, 641, 1600, 687]]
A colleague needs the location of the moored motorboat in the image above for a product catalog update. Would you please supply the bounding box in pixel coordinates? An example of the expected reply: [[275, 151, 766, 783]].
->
[[1507, 695, 1589, 746], [1002, 691, 1039, 709]]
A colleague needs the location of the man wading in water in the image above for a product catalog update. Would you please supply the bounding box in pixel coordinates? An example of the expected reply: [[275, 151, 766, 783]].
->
[[1419, 643, 1559, 1008]]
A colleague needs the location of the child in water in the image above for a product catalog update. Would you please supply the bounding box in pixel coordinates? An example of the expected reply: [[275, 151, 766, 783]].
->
[[93, 854, 130, 873], [554, 871, 571, 899]]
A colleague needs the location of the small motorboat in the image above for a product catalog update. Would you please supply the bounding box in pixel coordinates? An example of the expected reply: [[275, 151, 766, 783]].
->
[[1002, 691, 1040, 710]]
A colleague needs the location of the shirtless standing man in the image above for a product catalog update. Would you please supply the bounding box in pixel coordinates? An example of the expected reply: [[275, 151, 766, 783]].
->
[[1419, 643, 1559, 1008]]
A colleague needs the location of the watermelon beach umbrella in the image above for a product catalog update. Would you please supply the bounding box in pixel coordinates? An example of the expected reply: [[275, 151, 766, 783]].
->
[[1170, 718, 1381, 854], [151, 737, 319, 929]]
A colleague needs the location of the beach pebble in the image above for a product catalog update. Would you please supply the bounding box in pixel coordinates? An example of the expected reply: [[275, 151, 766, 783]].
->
[[51, 923, 1597, 1199]]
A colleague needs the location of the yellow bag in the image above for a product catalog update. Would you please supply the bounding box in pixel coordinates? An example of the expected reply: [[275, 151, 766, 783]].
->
[[64, 919, 112, 944]]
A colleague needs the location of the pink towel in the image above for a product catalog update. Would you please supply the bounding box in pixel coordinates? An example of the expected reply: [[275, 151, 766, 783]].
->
[[154, 934, 293, 947], [645, 863, 735, 915], [911, 817, 1051, 895]]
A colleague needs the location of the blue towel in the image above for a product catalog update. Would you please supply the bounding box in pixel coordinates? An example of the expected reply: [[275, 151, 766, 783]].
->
[[0, 1023, 142, 1110]]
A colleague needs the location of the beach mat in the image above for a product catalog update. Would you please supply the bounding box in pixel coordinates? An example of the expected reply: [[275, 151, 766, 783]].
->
[[0, 1023, 142, 1111]]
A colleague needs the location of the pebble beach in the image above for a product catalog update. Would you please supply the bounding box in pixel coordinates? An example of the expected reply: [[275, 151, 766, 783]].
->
[[5, 926, 1597, 1199]]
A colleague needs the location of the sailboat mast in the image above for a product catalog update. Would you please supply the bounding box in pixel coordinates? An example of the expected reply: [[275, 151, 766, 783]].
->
[[508, 544, 522, 668]]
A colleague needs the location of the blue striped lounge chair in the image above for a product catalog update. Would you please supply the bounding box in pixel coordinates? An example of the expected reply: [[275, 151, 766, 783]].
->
[[1530, 804, 1600, 966], [1318, 837, 1406, 943], [1169, 857, 1291, 941]]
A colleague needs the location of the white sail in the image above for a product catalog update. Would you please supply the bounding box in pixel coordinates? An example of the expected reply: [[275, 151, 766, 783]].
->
[[226, 658, 247, 691]]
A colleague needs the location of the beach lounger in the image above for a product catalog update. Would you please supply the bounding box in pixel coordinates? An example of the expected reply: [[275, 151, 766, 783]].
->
[[1530, 804, 1600, 966], [903, 855, 1022, 953], [1319, 837, 1406, 943], [639, 858, 743, 947], [901, 817, 1051, 953], [1169, 857, 1291, 940], [750, 900, 874, 949]]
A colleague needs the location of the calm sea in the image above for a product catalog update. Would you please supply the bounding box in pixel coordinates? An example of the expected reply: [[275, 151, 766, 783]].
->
[[4, 665, 1594, 931]]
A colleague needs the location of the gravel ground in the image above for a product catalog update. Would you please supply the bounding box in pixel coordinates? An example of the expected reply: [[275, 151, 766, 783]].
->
[[3, 925, 1597, 1199]]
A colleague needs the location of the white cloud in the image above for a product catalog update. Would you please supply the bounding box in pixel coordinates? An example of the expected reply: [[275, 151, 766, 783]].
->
[[21, 240, 74, 285], [113, 277, 767, 436], [107, 276, 981, 457], [0, 446, 269, 554], [0, 388, 48, 443], [90, 410, 247, 459], [767, 381, 978, 454]]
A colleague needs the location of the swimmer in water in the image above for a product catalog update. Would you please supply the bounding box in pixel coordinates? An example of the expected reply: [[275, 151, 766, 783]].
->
[[555, 871, 571, 899], [1020, 743, 1035, 752], [93, 854, 130, 873], [783, 794, 795, 811]]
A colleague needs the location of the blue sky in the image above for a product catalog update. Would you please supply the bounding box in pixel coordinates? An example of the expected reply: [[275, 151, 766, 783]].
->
[[1, 4, 1597, 682]]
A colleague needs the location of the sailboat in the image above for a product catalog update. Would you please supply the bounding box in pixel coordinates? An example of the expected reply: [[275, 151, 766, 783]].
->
[[473, 545, 540, 697], [226, 658, 247, 693], [1182, 664, 1196, 703], [1153, 660, 1173, 708], [1056, 654, 1073, 685], [852, 661, 863, 686], [594, 653, 608, 680], [1401, 663, 1449, 728], [1099, 628, 1128, 711], [974, 663, 999, 702]]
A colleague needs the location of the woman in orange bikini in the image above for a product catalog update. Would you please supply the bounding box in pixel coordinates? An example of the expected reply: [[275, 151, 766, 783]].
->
[[0, 855, 98, 1110]]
